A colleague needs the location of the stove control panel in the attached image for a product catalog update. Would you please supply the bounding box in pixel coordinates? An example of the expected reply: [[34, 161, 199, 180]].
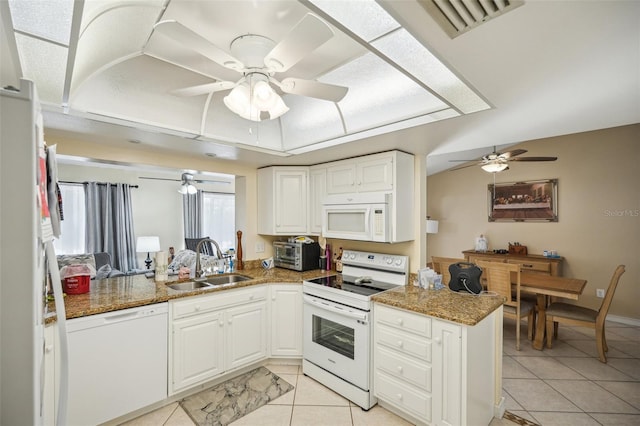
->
[[342, 250, 408, 274]]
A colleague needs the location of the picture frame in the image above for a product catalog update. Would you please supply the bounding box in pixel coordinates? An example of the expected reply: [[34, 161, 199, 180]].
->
[[488, 179, 558, 222]]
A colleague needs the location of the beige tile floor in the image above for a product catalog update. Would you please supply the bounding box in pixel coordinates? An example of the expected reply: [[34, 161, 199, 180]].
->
[[124, 318, 639, 426]]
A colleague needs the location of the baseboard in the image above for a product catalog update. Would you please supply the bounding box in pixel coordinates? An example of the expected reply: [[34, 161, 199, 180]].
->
[[607, 314, 640, 327], [494, 396, 506, 419]]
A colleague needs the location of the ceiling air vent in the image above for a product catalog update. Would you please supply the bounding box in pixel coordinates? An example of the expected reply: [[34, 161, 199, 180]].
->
[[419, 0, 524, 38]]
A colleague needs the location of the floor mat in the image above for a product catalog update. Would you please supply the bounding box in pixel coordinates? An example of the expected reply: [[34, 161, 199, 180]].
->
[[180, 366, 294, 426], [503, 410, 540, 426]]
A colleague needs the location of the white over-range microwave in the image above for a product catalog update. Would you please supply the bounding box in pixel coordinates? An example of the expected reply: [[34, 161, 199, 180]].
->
[[322, 193, 391, 242]]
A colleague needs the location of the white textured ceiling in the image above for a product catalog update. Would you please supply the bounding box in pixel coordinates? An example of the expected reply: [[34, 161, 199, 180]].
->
[[1, 0, 639, 174]]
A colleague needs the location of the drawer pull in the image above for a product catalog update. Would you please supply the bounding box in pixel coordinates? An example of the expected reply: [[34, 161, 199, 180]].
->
[[435, 337, 442, 345], [397, 366, 403, 373], [397, 393, 403, 400], [195, 305, 201, 311], [523, 264, 533, 268], [397, 340, 404, 348], [219, 321, 224, 326], [397, 318, 404, 325]]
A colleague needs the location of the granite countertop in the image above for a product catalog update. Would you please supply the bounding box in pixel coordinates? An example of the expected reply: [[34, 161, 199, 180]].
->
[[371, 285, 504, 326], [47, 261, 335, 322], [46, 262, 503, 326]]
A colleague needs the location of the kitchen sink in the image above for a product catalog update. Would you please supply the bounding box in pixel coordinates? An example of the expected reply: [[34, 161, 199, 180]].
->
[[166, 281, 214, 291], [201, 274, 253, 286]]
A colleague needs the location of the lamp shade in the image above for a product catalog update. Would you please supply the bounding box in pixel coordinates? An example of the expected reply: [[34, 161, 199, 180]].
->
[[426, 219, 439, 234], [136, 236, 160, 253]]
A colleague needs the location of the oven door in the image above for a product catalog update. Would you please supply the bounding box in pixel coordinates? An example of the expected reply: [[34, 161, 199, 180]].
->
[[303, 294, 370, 390]]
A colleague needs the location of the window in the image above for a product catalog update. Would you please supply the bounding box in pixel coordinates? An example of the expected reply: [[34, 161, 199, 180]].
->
[[53, 184, 85, 254], [201, 192, 235, 252]]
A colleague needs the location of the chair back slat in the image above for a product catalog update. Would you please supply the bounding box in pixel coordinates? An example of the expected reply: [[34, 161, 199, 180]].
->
[[432, 256, 466, 288], [597, 265, 626, 320], [478, 261, 521, 307]]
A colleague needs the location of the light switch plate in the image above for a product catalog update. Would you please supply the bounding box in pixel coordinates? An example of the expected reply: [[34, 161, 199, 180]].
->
[[596, 288, 605, 298], [255, 242, 265, 253]]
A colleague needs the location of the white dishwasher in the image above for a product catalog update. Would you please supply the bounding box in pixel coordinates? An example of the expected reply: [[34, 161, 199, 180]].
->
[[66, 303, 168, 426]]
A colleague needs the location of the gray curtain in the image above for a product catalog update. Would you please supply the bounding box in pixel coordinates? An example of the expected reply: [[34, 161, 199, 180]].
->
[[85, 182, 138, 272], [182, 190, 203, 239]]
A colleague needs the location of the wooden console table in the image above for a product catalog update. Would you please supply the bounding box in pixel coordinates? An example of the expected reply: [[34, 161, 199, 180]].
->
[[462, 249, 563, 276]]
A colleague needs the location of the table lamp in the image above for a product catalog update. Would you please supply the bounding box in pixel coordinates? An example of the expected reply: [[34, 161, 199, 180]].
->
[[137, 236, 160, 269]]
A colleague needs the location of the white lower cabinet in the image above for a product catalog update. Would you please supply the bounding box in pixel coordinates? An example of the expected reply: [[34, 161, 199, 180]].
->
[[374, 303, 497, 426], [270, 284, 303, 357], [170, 286, 268, 395]]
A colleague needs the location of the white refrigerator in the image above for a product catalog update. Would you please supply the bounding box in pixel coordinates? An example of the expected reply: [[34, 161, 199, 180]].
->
[[0, 79, 69, 425]]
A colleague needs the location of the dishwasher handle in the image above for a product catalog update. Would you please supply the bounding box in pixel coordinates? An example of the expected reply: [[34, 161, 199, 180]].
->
[[67, 304, 168, 332]]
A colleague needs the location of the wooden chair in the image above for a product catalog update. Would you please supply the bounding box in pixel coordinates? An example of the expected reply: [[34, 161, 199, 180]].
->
[[545, 265, 626, 363], [478, 261, 535, 350], [431, 256, 466, 288]]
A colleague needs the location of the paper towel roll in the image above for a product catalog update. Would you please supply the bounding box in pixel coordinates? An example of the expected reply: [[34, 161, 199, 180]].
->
[[155, 251, 168, 282]]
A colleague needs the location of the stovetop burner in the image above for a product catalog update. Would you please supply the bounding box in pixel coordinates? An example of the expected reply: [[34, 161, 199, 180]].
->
[[305, 274, 399, 297]]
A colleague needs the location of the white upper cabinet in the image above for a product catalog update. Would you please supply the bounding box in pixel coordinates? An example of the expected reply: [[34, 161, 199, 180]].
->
[[308, 166, 327, 235], [257, 151, 414, 240], [327, 153, 394, 194], [258, 167, 308, 235]]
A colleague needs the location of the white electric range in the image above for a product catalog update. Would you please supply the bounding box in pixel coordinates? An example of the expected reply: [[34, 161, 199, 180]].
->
[[302, 250, 409, 410]]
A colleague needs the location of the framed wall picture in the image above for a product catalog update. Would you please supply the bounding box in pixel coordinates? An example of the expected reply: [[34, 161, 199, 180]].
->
[[488, 179, 558, 222]]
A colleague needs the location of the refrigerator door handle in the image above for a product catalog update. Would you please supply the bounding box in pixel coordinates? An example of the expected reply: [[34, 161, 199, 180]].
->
[[45, 242, 68, 426]]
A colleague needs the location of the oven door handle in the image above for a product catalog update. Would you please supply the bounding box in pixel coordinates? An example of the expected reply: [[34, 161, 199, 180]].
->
[[303, 295, 368, 321]]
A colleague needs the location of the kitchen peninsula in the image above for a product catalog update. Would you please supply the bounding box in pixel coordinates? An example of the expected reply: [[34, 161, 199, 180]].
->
[[46, 266, 504, 426]]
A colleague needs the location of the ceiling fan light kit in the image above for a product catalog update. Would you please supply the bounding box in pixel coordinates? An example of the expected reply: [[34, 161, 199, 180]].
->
[[223, 73, 290, 122], [481, 162, 509, 173], [450, 147, 557, 173]]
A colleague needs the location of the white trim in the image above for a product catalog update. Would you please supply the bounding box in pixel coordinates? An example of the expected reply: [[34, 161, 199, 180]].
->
[[606, 314, 640, 327]]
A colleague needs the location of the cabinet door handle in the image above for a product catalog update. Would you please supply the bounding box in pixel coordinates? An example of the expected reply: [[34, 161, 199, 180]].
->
[[195, 305, 201, 312], [249, 294, 254, 300], [45, 345, 53, 354], [397, 340, 403, 348], [396, 318, 403, 325], [228, 319, 233, 325], [219, 321, 224, 326], [396, 393, 403, 400], [435, 337, 442, 345], [397, 366, 403, 373]]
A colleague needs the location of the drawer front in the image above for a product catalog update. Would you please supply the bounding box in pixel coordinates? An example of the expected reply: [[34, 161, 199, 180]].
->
[[375, 371, 431, 422], [376, 323, 431, 361], [172, 286, 268, 318], [375, 304, 431, 337], [376, 346, 431, 391], [507, 259, 551, 274]]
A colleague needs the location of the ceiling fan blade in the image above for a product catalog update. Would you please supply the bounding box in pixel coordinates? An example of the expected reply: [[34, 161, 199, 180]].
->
[[449, 162, 481, 171], [171, 80, 237, 97], [499, 149, 527, 159], [153, 20, 243, 71], [278, 77, 348, 102], [509, 156, 558, 162], [193, 179, 231, 185], [139, 176, 180, 182], [264, 13, 334, 73]]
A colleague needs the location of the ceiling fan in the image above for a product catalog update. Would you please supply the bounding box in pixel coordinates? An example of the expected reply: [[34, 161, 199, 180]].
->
[[449, 147, 557, 173], [153, 13, 349, 121], [139, 173, 230, 194]]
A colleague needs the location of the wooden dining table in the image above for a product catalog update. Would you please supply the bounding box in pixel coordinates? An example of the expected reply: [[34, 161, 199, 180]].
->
[[517, 272, 588, 350]]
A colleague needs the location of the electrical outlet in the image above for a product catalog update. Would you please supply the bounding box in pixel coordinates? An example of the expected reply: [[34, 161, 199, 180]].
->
[[596, 288, 605, 298], [255, 242, 265, 253]]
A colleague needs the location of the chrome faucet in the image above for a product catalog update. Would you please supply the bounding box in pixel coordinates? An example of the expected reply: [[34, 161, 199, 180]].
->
[[195, 238, 224, 279]]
